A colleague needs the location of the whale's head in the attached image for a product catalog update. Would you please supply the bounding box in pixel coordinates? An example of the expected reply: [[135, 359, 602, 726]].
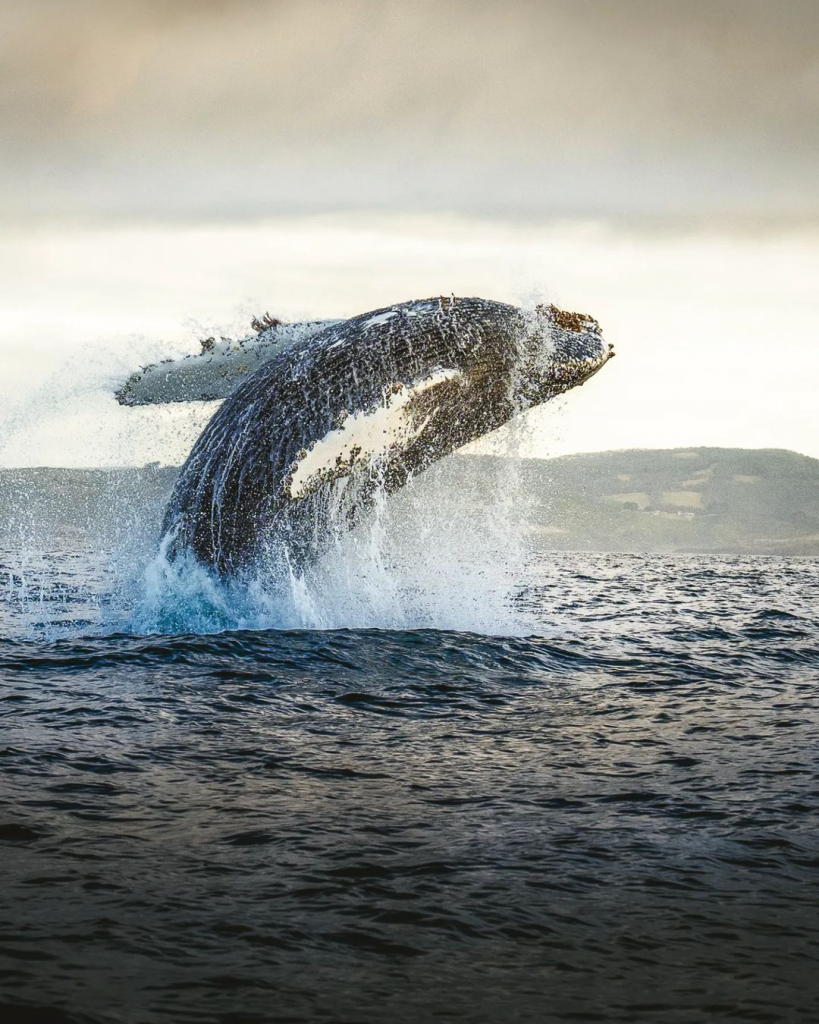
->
[[509, 303, 614, 409], [435, 299, 613, 439]]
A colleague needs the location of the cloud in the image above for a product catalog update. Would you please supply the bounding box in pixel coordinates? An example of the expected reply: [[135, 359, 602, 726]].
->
[[2, 0, 818, 224]]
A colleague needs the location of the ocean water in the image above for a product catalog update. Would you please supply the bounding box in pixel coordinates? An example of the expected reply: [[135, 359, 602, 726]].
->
[[1, 525, 819, 1021]]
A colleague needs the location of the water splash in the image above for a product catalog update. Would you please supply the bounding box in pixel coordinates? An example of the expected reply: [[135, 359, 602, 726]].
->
[[0, 436, 539, 640], [130, 439, 536, 637]]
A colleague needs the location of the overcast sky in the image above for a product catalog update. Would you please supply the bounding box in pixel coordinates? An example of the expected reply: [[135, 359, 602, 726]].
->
[[3, 0, 819, 225], [1, 1, 818, 467]]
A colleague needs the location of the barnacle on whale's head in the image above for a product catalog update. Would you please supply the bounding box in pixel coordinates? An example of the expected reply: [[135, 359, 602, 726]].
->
[[538, 302, 600, 334]]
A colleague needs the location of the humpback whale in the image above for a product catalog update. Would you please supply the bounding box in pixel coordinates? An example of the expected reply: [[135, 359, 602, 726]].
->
[[125, 296, 613, 576]]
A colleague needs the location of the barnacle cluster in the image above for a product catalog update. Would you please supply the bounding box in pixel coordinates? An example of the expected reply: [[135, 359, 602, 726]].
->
[[251, 312, 282, 334], [538, 303, 599, 334]]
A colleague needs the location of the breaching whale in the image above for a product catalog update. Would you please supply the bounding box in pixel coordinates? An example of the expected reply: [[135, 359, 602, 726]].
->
[[120, 296, 613, 575]]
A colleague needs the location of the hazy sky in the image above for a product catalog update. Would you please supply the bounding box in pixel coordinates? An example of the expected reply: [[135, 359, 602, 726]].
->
[[4, 0, 819, 224], [1, 1, 818, 466]]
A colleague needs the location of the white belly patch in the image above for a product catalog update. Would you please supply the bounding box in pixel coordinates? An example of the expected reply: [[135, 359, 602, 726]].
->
[[288, 369, 461, 498]]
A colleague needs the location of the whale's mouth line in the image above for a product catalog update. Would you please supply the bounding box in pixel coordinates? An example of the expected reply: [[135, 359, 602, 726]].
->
[[592, 342, 616, 374], [512, 339, 615, 403], [572, 342, 616, 384]]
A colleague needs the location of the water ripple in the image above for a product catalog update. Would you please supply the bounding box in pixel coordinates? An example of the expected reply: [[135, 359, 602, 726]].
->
[[0, 553, 818, 1022]]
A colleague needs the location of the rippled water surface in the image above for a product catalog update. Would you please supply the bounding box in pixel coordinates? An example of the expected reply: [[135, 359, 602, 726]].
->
[[1, 551, 818, 1023]]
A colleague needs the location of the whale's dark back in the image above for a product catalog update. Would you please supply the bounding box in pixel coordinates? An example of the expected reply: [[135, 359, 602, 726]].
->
[[162, 297, 524, 575]]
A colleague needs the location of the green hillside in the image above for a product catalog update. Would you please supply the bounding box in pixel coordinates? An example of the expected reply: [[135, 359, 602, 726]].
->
[[450, 448, 819, 555], [0, 464, 177, 544], [1, 449, 818, 555]]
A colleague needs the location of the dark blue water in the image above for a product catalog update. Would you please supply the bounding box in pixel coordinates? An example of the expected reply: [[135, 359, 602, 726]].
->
[[2, 552, 818, 1023]]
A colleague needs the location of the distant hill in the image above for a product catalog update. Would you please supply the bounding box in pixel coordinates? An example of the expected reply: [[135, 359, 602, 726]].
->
[[1, 448, 818, 556], [0, 464, 178, 546], [443, 448, 819, 556]]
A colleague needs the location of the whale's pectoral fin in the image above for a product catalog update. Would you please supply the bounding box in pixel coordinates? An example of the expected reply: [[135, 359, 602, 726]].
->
[[115, 318, 344, 406]]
